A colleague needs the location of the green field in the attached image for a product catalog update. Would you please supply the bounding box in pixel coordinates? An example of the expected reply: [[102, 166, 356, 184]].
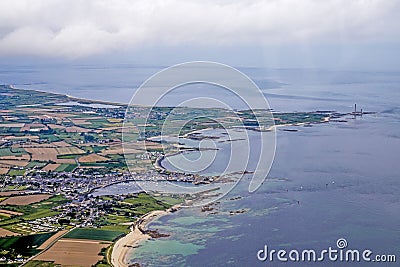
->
[[99, 193, 174, 219], [0, 232, 56, 256], [26, 161, 48, 169], [0, 195, 68, 227], [0, 147, 27, 157], [23, 261, 56, 267], [63, 228, 124, 242], [1, 185, 27, 191], [7, 169, 26, 176], [123, 193, 172, 209], [154, 195, 184, 206], [56, 154, 81, 159], [54, 163, 77, 172]]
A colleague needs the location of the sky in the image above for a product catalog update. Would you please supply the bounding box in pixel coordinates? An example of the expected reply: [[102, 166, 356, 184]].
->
[[0, 0, 399, 69]]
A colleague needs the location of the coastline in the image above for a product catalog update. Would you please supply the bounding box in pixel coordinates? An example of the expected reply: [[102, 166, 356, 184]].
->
[[111, 206, 179, 267], [5, 84, 127, 107]]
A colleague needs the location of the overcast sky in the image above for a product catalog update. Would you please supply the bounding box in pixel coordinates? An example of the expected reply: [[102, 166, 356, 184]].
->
[[0, 0, 399, 69]]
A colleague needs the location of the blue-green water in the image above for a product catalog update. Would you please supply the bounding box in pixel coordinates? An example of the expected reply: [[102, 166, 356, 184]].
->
[[131, 115, 400, 266], [1, 66, 399, 266], [128, 71, 400, 266]]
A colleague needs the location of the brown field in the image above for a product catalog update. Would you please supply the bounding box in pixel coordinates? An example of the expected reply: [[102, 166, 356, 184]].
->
[[0, 194, 51, 205], [3, 135, 39, 140], [144, 141, 163, 149], [41, 112, 73, 119], [65, 126, 91, 133], [0, 123, 25, 128], [38, 230, 68, 250], [24, 147, 75, 163], [55, 146, 85, 155], [0, 154, 30, 161], [100, 126, 122, 131], [71, 118, 91, 125], [42, 163, 61, 171], [21, 143, 55, 148], [78, 154, 109, 163], [0, 209, 23, 215], [25, 147, 57, 161], [0, 160, 29, 167], [18, 108, 46, 113], [51, 141, 72, 147], [83, 116, 104, 120], [107, 118, 123, 123], [0, 167, 9, 174], [0, 227, 19, 237], [35, 238, 111, 267], [47, 124, 66, 129], [100, 144, 142, 155], [20, 123, 47, 131]]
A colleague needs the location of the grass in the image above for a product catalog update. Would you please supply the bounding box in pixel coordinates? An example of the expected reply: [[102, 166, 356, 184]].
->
[[81, 118, 110, 129], [92, 145, 107, 153], [63, 228, 124, 242], [26, 161, 48, 169], [119, 193, 172, 217], [56, 154, 82, 159], [1, 185, 27, 191], [54, 163, 77, 172], [0, 147, 27, 157], [0, 195, 68, 227], [123, 192, 167, 206], [36, 134, 60, 142], [24, 261, 56, 267], [155, 195, 184, 206], [0, 232, 56, 256], [99, 224, 130, 234], [7, 169, 25, 176]]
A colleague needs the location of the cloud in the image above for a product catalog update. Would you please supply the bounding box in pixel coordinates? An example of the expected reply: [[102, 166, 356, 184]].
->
[[0, 0, 399, 58]]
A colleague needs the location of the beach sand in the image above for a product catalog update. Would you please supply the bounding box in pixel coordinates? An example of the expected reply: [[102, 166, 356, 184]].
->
[[111, 207, 177, 267]]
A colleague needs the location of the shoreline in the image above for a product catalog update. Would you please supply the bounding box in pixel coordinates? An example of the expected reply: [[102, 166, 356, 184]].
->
[[111, 206, 179, 267], [6, 84, 127, 107]]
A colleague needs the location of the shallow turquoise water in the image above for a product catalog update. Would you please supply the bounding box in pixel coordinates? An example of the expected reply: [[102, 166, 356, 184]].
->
[[2, 66, 399, 266]]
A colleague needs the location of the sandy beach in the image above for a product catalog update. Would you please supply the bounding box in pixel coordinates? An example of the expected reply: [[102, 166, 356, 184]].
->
[[111, 208, 177, 267]]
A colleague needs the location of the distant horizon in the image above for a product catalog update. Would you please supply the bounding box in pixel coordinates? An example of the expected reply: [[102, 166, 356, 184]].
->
[[0, 1, 399, 71]]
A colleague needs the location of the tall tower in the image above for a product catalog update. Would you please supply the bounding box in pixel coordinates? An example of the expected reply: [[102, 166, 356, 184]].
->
[[354, 103, 357, 113]]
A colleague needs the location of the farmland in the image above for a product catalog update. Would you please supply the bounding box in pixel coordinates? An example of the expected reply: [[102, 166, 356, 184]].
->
[[22, 261, 56, 267], [0, 85, 344, 266], [0, 232, 56, 257], [63, 228, 124, 242], [0, 195, 68, 229], [0, 84, 336, 178], [34, 238, 111, 267], [0, 194, 51, 205], [0, 84, 131, 176]]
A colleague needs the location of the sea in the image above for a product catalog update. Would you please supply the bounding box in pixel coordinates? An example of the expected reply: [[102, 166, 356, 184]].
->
[[1, 64, 399, 266]]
